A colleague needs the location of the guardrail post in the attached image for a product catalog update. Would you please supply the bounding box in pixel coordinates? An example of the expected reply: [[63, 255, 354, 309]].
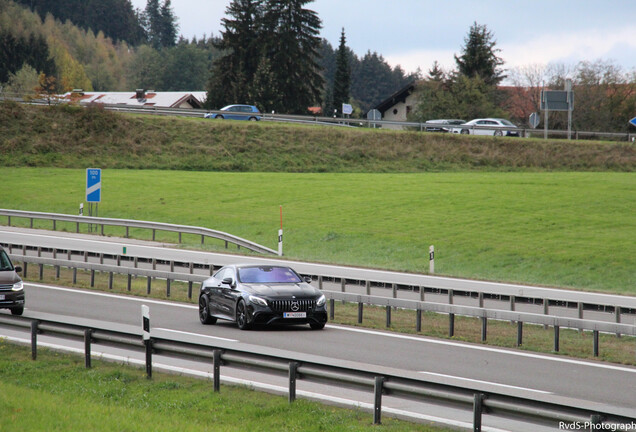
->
[[358, 302, 363, 324], [38, 263, 43, 280], [99, 253, 104, 264], [213, 350, 222, 392], [127, 274, 132, 291], [449, 314, 455, 337], [144, 338, 153, 379], [385, 306, 391, 327], [76, 221, 79, 233], [516, 322, 523, 347], [90, 270, 95, 287], [318, 276, 323, 290], [554, 326, 560, 352], [126, 226, 129, 238], [166, 279, 171, 297], [365, 280, 370, 295], [31, 320, 38, 360], [288, 362, 299, 403], [108, 272, 113, 289], [478, 292, 484, 308], [481, 316, 487, 342], [373, 376, 384, 425], [593, 330, 599, 357], [201, 234, 205, 245], [84, 329, 92, 368], [329, 299, 335, 320], [615, 306, 622, 338], [178, 232, 182, 243], [543, 299, 549, 329], [152, 229, 156, 241], [420, 286, 425, 301], [448, 289, 454, 304], [416, 309, 422, 332], [147, 276, 151, 294], [53, 219, 56, 231], [473, 393, 485, 432], [72, 267, 77, 284]]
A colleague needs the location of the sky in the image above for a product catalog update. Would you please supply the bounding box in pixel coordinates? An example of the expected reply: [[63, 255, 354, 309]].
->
[[130, 0, 636, 79]]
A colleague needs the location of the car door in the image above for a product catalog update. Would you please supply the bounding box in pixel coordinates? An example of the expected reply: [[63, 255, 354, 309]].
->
[[474, 120, 489, 135], [207, 267, 229, 315], [217, 267, 239, 318]]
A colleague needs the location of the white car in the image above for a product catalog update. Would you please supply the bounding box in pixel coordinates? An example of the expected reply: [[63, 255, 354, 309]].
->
[[452, 118, 520, 136]]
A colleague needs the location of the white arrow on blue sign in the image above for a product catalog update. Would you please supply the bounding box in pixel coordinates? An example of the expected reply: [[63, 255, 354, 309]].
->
[[629, 117, 636, 127], [86, 168, 101, 203]]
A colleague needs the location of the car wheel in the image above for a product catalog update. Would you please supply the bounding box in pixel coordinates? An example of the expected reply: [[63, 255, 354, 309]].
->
[[216, 115, 224, 120], [199, 296, 216, 325], [248, 117, 258, 121], [494, 130, 503, 137], [310, 322, 325, 330], [236, 299, 252, 330], [10, 307, 23, 316], [460, 129, 469, 135]]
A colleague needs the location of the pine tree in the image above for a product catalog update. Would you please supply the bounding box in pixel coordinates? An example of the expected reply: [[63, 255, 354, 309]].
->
[[454, 22, 505, 86], [158, 0, 178, 48], [262, 0, 323, 114], [205, 0, 263, 108], [331, 28, 350, 115]]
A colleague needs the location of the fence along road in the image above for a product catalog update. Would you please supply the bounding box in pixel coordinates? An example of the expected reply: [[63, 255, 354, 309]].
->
[[2, 226, 635, 327]]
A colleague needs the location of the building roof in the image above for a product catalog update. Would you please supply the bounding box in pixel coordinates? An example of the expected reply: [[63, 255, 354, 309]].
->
[[371, 81, 417, 115], [60, 90, 207, 109]]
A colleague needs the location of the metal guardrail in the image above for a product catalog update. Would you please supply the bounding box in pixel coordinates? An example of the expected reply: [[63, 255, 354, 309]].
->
[[9, 253, 636, 359], [0, 209, 277, 255], [0, 311, 633, 429]]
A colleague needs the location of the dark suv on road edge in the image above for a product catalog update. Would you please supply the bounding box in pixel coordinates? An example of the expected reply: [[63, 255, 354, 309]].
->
[[0, 246, 25, 315]]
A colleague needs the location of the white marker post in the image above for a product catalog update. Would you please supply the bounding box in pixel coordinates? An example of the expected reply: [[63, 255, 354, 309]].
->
[[278, 205, 283, 256], [429, 245, 435, 274], [141, 305, 151, 378], [79, 203, 83, 216]]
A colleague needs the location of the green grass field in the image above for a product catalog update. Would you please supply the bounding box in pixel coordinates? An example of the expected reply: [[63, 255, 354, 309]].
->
[[2, 167, 634, 294], [0, 343, 452, 432]]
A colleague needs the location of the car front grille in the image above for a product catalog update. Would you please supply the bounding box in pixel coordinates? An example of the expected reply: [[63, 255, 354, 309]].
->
[[0, 284, 13, 291], [269, 299, 315, 312]]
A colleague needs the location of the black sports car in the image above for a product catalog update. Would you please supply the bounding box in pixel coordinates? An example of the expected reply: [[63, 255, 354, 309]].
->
[[198, 264, 327, 330]]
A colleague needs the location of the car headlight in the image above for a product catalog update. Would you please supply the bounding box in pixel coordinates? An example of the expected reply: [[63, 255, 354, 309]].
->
[[12, 280, 23, 291], [316, 294, 326, 307], [248, 295, 268, 307]]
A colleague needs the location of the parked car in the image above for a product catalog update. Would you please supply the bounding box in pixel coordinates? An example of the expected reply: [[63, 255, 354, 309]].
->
[[199, 264, 327, 330], [452, 118, 520, 136], [204, 104, 261, 121], [0, 246, 25, 315], [425, 119, 466, 132]]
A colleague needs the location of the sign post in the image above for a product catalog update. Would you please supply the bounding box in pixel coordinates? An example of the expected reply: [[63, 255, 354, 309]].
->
[[85, 168, 101, 232]]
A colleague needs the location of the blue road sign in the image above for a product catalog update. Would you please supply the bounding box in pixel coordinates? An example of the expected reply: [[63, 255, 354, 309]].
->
[[629, 117, 636, 127], [86, 168, 101, 203]]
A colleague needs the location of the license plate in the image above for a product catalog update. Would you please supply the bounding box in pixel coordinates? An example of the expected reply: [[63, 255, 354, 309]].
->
[[283, 312, 306, 318], [0, 295, 5, 300]]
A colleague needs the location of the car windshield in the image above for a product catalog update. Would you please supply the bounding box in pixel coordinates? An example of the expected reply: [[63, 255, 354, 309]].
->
[[0, 251, 14, 271], [238, 266, 302, 284], [498, 119, 514, 126]]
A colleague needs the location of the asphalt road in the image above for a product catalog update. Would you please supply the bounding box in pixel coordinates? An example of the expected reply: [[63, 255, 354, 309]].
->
[[14, 283, 636, 414]]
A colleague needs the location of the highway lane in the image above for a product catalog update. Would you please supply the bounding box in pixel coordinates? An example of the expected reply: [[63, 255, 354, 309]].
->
[[14, 281, 636, 416]]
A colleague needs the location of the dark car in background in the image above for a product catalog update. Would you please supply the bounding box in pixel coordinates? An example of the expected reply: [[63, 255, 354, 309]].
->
[[0, 246, 25, 315], [204, 104, 261, 121], [199, 264, 327, 330]]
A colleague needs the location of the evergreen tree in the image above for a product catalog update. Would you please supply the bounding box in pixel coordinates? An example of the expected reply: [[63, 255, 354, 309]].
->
[[331, 28, 350, 115], [262, 0, 323, 113], [205, 0, 263, 108], [454, 22, 505, 86], [158, 0, 178, 48]]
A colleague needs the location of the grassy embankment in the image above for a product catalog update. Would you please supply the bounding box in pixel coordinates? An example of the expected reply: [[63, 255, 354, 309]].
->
[[0, 343, 452, 432]]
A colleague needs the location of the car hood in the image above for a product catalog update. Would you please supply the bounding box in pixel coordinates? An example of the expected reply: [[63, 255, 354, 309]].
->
[[0, 270, 20, 285], [243, 283, 320, 298]]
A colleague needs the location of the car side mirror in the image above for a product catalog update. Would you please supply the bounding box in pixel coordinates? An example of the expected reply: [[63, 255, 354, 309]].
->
[[222, 277, 235, 288], [303, 276, 312, 283], [14, 266, 22, 273]]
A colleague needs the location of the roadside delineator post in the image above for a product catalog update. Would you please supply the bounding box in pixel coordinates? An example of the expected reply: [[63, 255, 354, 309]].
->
[[429, 245, 435, 274], [278, 205, 283, 256], [142, 305, 152, 378]]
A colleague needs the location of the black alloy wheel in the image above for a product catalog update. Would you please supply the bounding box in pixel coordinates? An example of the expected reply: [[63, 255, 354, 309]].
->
[[199, 296, 216, 324], [236, 299, 252, 330]]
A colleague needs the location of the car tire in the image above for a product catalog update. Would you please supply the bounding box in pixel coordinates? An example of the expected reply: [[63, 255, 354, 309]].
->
[[236, 299, 252, 330], [460, 129, 469, 135], [216, 115, 224, 120], [494, 130, 503, 137], [199, 296, 216, 325], [248, 117, 258, 121], [310, 322, 325, 330], [10, 307, 23, 316]]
